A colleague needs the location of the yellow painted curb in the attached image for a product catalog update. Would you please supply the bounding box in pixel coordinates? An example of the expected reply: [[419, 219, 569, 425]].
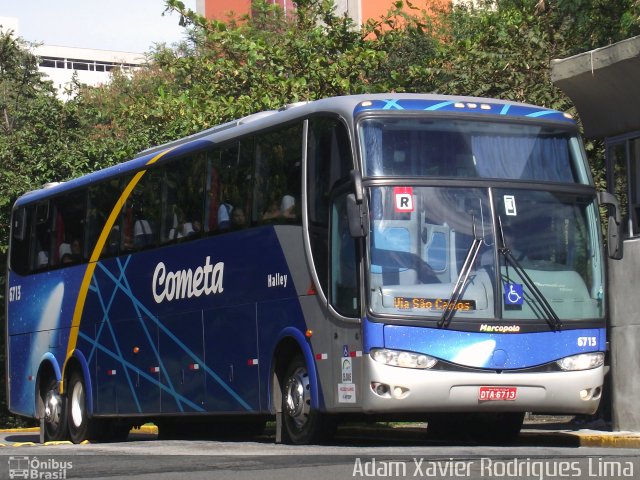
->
[[577, 434, 640, 448], [131, 425, 158, 434], [0, 427, 39, 433]]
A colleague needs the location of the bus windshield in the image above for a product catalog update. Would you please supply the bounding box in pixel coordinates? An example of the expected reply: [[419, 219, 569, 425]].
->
[[359, 117, 590, 183], [366, 186, 604, 323]]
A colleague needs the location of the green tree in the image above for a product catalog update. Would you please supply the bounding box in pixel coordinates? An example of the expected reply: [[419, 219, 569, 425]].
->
[[0, 31, 68, 428]]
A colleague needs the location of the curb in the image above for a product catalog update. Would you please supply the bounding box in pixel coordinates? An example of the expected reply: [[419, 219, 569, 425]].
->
[[560, 431, 640, 448], [1, 425, 639, 448]]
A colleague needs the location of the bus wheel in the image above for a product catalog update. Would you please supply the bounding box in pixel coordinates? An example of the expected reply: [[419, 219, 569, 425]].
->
[[67, 371, 99, 443], [42, 378, 68, 441], [281, 355, 334, 444]]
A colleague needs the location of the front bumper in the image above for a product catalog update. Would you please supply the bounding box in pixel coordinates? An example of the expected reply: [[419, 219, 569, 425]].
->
[[362, 355, 603, 415]]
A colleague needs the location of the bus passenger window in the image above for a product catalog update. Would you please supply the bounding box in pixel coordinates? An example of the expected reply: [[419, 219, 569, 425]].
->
[[88, 178, 122, 258], [163, 153, 205, 241], [32, 202, 52, 271], [205, 144, 251, 233], [52, 190, 86, 264], [254, 124, 303, 226], [9, 207, 29, 275], [123, 169, 162, 250]]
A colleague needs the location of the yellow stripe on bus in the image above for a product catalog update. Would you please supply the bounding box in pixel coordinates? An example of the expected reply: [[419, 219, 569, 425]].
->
[[61, 148, 176, 393]]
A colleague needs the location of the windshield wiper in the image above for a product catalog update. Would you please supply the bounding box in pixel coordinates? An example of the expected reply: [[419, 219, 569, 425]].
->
[[438, 219, 482, 328], [498, 217, 562, 331]]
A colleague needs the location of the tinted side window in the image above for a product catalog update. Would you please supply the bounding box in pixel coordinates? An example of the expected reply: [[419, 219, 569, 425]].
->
[[31, 201, 52, 271], [10, 207, 30, 275], [254, 124, 303, 225], [52, 190, 87, 265], [88, 178, 123, 258], [163, 154, 206, 242], [307, 117, 353, 294], [205, 143, 252, 233], [122, 169, 162, 251], [331, 193, 359, 317]]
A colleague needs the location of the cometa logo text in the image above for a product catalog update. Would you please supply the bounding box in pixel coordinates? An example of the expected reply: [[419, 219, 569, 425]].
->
[[153, 256, 224, 303]]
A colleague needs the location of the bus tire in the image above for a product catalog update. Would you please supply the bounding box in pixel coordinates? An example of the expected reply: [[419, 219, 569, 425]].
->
[[281, 355, 334, 445], [66, 370, 100, 443], [41, 378, 69, 441]]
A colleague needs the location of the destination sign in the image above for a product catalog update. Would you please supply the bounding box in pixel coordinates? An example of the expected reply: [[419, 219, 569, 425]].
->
[[393, 297, 476, 311]]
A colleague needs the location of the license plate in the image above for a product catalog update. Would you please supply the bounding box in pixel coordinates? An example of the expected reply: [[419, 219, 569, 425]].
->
[[478, 386, 517, 401]]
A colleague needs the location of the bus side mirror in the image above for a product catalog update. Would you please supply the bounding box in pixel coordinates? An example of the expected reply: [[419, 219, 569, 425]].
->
[[598, 191, 623, 260], [347, 170, 368, 238]]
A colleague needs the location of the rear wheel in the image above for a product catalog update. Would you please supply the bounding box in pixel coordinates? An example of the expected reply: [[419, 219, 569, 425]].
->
[[281, 355, 334, 444], [67, 371, 101, 443], [41, 378, 68, 441]]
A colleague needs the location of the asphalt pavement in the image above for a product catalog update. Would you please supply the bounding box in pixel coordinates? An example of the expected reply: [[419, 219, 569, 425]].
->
[[0, 416, 639, 449]]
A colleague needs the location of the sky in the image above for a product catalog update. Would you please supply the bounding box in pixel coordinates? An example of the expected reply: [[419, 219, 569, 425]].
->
[[0, 0, 197, 53]]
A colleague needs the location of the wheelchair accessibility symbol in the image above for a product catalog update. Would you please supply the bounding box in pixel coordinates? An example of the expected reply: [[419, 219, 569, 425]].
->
[[504, 283, 524, 305]]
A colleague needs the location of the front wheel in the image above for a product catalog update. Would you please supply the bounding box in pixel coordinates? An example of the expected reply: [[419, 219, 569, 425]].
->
[[67, 371, 101, 443], [281, 355, 334, 444]]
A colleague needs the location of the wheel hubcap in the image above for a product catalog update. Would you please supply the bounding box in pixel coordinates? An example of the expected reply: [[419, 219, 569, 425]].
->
[[44, 389, 62, 429], [71, 382, 84, 428], [284, 367, 310, 429]]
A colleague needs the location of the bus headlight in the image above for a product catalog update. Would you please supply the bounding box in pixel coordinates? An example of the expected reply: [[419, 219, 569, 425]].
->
[[556, 352, 605, 371], [370, 348, 437, 369]]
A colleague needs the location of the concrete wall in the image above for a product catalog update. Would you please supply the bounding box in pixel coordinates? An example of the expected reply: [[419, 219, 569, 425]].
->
[[608, 236, 640, 431]]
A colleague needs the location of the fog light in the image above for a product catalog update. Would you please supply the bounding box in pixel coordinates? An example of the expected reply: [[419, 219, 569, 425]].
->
[[371, 382, 391, 397], [593, 386, 602, 399], [393, 386, 409, 398]]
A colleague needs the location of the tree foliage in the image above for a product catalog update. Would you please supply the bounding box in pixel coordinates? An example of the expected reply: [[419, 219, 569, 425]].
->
[[0, 0, 639, 426]]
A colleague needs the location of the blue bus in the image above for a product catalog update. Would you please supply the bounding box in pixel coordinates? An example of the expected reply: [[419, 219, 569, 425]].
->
[[6, 94, 615, 444]]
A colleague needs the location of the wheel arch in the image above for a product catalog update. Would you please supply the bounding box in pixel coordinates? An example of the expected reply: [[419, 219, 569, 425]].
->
[[269, 327, 320, 413], [35, 353, 62, 417], [62, 350, 94, 416]]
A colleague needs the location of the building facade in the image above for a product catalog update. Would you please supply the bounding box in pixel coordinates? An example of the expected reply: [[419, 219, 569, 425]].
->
[[33, 45, 144, 99], [196, 0, 448, 24], [1, 17, 144, 100]]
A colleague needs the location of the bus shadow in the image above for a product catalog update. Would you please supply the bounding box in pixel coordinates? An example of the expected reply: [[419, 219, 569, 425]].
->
[[3, 433, 40, 443]]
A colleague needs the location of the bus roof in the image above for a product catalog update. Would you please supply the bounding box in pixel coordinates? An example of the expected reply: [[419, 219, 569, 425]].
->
[[13, 93, 575, 207]]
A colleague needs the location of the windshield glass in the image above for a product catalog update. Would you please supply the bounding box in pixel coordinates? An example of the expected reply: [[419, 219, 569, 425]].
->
[[367, 186, 604, 322], [495, 189, 603, 321], [359, 117, 590, 183]]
